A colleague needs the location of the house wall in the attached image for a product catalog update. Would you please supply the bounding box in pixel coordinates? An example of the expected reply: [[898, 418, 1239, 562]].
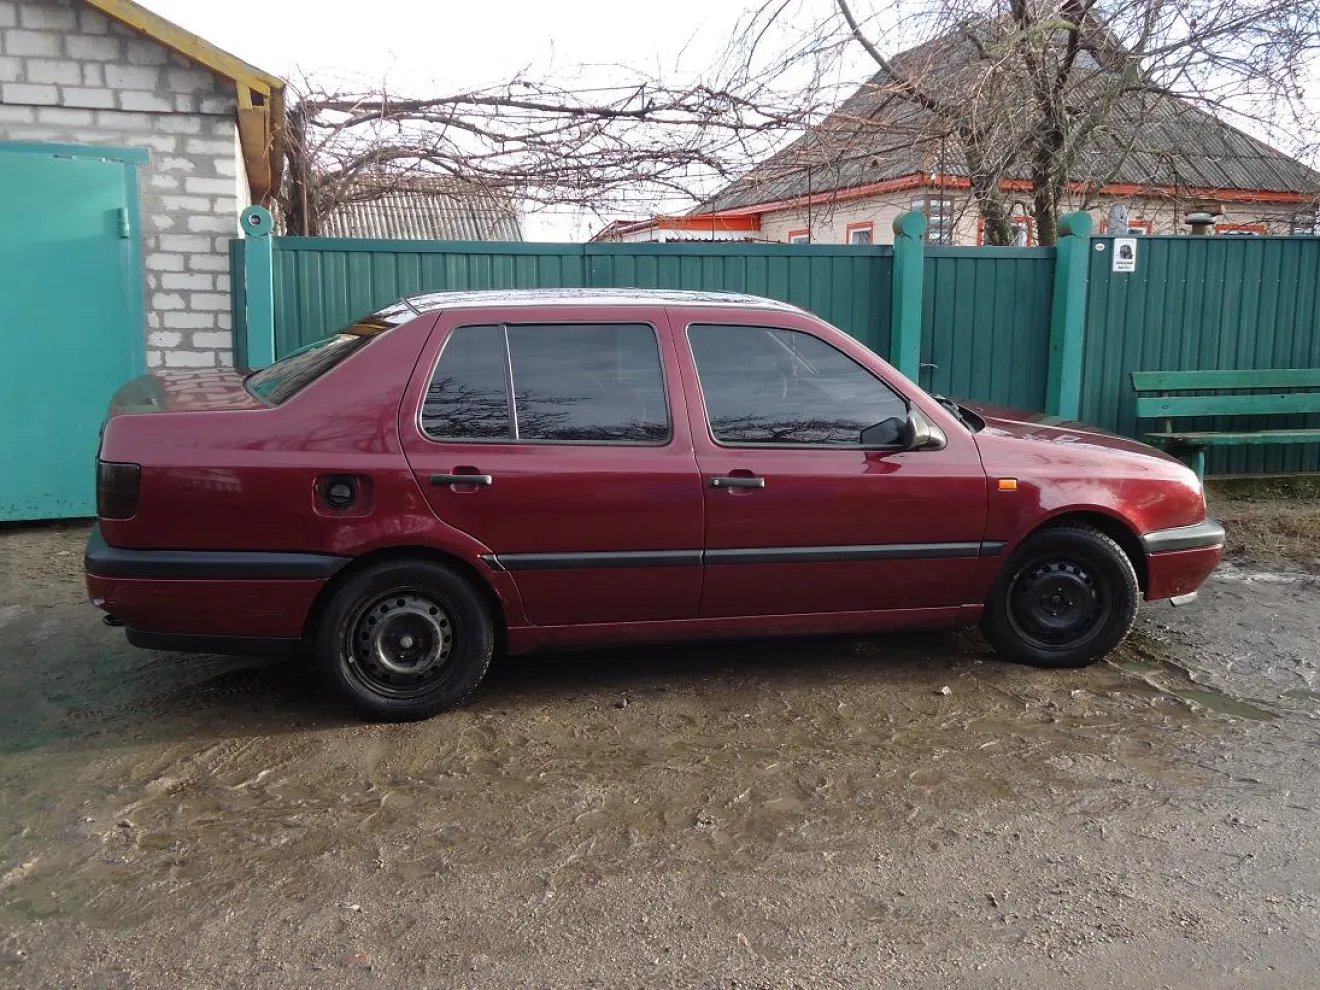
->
[[752, 186, 1312, 245], [759, 195, 911, 244], [0, 0, 248, 368]]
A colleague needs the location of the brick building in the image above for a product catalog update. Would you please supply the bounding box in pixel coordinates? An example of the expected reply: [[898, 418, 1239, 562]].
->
[[0, 0, 283, 368], [0, 0, 283, 521]]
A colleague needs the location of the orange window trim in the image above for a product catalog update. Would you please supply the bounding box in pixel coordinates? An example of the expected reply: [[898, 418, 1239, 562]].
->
[[786, 228, 811, 243], [845, 221, 874, 243], [1216, 222, 1268, 234]]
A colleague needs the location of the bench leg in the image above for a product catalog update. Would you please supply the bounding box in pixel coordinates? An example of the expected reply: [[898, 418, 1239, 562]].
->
[[1189, 448, 1206, 480]]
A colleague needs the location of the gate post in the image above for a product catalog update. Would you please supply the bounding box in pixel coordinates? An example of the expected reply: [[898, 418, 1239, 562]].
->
[[240, 205, 275, 368], [1046, 211, 1092, 419], [889, 211, 927, 381]]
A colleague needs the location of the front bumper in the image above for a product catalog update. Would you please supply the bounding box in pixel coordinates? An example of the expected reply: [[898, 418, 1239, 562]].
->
[[1141, 519, 1224, 603], [1140, 519, 1226, 554]]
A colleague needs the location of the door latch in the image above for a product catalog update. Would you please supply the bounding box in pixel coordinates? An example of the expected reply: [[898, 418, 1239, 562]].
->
[[118, 206, 132, 239]]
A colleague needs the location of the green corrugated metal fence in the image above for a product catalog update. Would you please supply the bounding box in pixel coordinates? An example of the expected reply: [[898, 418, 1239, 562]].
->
[[233, 228, 1320, 477], [1080, 235, 1320, 475], [920, 246, 1056, 410], [234, 238, 895, 362]]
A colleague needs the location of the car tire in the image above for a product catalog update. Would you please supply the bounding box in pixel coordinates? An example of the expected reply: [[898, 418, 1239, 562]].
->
[[981, 525, 1139, 668], [313, 560, 495, 721]]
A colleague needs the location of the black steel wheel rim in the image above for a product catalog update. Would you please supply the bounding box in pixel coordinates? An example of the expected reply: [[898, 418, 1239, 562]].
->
[[1006, 556, 1111, 651], [343, 587, 457, 698]]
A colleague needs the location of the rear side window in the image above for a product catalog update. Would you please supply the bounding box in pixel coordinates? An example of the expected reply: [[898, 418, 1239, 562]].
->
[[421, 323, 669, 444]]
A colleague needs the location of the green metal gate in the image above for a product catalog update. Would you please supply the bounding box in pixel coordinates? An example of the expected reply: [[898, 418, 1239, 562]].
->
[[0, 144, 146, 521]]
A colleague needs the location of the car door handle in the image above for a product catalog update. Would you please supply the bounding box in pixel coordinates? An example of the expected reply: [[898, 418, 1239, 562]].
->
[[710, 476, 766, 489], [430, 473, 493, 487]]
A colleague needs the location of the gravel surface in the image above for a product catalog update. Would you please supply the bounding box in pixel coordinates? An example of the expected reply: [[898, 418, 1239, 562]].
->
[[1, 520, 1318, 988]]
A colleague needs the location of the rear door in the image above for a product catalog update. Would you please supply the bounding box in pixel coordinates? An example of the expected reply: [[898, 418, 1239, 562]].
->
[[400, 305, 704, 626], [673, 309, 989, 619]]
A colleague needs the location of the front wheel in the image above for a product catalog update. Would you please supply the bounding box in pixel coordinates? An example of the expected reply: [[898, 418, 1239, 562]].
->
[[313, 560, 495, 721], [981, 525, 1139, 668]]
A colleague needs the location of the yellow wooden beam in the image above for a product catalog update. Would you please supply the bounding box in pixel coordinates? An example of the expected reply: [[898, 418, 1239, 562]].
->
[[83, 0, 285, 203]]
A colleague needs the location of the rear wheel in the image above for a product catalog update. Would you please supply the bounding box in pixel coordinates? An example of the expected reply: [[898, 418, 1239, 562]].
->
[[314, 560, 494, 721], [981, 525, 1139, 668]]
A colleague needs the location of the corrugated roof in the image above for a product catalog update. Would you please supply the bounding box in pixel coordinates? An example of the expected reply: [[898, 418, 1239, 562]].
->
[[320, 176, 522, 241], [703, 28, 1320, 213]]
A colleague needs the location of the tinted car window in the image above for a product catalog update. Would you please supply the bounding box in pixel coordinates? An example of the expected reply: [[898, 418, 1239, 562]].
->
[[688, 324, 908, 446], [421, 323, 669, 443], [245, 302, 415, 405], [421, 324, 513, 440], [507, 324, 668, 443]]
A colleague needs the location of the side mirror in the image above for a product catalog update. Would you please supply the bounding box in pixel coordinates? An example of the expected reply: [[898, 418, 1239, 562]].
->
[[905, 407, 947, 451]]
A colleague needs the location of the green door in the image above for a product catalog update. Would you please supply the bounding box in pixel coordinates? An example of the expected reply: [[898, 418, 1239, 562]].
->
[[0, 144, 146, 521]]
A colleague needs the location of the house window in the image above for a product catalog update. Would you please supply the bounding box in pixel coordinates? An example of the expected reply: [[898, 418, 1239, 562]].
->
[[1215, 223, 1267, 236], [1127, 220, 1153, 235], [786, 229, 810, 245], [1290, 211, 1318, 236], [911, 197, 954, 244], [845, 222, 874, 245]]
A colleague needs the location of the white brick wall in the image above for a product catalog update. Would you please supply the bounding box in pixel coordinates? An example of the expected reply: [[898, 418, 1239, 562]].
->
[[0, 0, 253, 367]]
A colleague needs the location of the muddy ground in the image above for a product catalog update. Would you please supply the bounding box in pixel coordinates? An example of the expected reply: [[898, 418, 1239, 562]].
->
[[1, 496, 1319, 989]]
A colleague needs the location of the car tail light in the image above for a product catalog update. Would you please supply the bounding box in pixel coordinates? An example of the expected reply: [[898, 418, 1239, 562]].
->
[[97, 460, 141, 519]]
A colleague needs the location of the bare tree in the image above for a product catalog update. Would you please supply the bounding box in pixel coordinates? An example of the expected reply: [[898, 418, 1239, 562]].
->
[[722, 0, 1320, 244], [278, 70, 809, 236]]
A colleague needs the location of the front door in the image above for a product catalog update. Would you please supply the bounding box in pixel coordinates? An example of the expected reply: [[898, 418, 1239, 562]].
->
[[676, 317, 989, 618], [400, 308, 704, 626], [0, 144, 145, 521]]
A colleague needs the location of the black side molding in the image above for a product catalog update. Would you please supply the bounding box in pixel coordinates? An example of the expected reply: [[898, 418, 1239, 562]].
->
[[86, 525, 350, 581], [482, 550, 703, 572], [1140, 519, 1226, 554], [481, 542, 1005, 571]]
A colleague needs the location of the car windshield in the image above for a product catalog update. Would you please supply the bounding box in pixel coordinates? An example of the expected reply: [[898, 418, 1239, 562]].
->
[[245, 301, 417, 405]]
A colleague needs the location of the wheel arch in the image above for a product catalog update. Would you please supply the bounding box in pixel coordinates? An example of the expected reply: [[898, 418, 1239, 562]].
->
[[302, 545, 510, 651], [1018, 509, 1148, 592]]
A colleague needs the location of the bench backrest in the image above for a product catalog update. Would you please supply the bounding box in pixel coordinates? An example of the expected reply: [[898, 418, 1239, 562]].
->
[[1131, 369, 1320, 421]]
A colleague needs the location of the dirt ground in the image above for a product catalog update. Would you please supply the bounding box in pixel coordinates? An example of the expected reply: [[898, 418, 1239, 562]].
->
[[2, 493, 1320, 989]]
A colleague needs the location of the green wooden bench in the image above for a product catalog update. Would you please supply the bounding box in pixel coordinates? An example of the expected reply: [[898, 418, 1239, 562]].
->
[[1131, 369, 1320, 478]]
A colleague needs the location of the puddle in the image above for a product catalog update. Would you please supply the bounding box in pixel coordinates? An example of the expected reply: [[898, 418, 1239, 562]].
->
[[1109, 658, 1277, 722]]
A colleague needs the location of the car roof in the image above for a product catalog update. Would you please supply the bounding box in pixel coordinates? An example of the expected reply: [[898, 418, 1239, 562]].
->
[[402, 287, 809, 315]]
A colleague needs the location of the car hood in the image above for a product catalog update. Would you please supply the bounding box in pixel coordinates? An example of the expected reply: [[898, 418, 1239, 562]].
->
[[959, 399, 1184, 464], [109, 368, 265, 415]]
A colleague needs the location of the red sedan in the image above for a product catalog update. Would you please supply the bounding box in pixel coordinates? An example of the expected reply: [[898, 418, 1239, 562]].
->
[[86, 289, 1223, 721]]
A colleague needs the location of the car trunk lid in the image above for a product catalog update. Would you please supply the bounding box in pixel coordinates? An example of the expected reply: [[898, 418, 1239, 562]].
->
[[108, 368, 265, 416]]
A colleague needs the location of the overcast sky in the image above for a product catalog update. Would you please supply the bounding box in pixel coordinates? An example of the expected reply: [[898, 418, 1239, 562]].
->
[[142, 0, 763, 240], [141, 1, 1318, 242]]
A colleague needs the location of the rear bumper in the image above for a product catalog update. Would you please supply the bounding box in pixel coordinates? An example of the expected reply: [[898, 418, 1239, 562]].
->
[[85, 524, 343, 642]]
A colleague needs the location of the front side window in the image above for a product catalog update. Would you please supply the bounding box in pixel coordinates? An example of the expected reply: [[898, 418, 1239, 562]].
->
[[421, 322, 669, 444], [688, 324, 909, 447]]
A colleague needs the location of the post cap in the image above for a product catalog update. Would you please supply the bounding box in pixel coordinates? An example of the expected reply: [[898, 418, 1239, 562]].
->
[[892, 211, 928, 239], [241, 205, 274, 237], [1057, 212, 1093, 238]]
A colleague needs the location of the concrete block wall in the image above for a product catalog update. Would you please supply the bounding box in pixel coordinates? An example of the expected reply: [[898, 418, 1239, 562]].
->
[[0, 0, 249, 368]]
